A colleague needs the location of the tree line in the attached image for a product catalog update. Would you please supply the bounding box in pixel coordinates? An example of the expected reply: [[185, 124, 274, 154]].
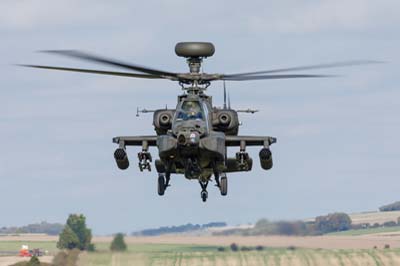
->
[[214, 212, 352, 236], [379, 201, 400, 212], [132, 222, 227, 236], [0, 221, 64, 235]]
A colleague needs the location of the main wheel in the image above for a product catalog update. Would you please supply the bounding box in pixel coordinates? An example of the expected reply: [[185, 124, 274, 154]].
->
[[158, 175, 165, 196], [201, 190, 208, 202], [220, 176, 227, 196]]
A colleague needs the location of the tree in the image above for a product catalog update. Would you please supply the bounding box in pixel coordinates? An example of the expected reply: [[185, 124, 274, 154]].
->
[[57, 225, 80, 250], [315, 212, 352, 233], [66, 214, 92, 250], [57, 214, 93, 250], [110, 233, 127, 252]]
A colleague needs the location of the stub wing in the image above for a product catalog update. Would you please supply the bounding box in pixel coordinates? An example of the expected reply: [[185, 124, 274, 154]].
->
[[112, 135, 277, 147], [113, 136, 158, 146], [225, 135, 277, 147]]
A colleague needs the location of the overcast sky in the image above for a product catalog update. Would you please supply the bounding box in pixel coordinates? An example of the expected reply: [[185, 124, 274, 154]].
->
[[1, 0, 399, 235]]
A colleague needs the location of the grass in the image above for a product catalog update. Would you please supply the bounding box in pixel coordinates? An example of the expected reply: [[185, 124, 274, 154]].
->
[[77, 246, 400, 266], [3, 240, 400, 265], [326, 226, 400, 236]]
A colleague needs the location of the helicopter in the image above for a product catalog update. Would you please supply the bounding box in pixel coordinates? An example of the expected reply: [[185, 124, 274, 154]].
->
[[21, 42, 379, 202]]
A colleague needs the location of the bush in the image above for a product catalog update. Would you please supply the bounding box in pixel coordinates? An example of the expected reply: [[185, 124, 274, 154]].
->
[[240, 246, 253, 251], [87, 243, 96, 252], [384, 244, 390, 249], [217, 247, 226, 252], [230, 243, 239, 252], [27, 256, 40, 266], [255, 245, 264, 251], [52, 251, 67, 266], [383, 221, 397, 227], [275, 221, 308, 235], [287, 246, 297, 251], [52, 249, 80, 266], [371, 223, 380, 228], [110, 233, 127, 252]]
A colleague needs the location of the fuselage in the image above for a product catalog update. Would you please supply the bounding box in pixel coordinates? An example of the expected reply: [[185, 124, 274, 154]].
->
[[157, 94, 227, 180]]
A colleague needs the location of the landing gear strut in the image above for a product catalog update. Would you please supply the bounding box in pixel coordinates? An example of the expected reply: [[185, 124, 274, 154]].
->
[[199, 181, 209, 202]]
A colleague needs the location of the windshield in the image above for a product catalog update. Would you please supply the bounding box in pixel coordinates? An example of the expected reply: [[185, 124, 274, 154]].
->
[[176, 101, 204, 121]]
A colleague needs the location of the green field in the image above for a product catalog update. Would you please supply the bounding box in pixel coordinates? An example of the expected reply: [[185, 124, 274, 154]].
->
[[0, 241, 58, 253], [327, 226, 400, 236], [77, 244, 400, 266], [2, 241, 400, 265]]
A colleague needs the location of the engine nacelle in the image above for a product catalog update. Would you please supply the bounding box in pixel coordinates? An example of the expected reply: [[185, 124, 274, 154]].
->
[[259, 148, 273, 170], [114, 148, 129, 170], [153, 110, 175, 135], [212, 110, 239, 135]]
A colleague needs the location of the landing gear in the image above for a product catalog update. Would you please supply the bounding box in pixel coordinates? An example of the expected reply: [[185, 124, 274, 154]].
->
[[201, 190, 208, 202], [157, 172, 170, 196], [215, 172, 228, 196], [199, 181, 209, 202], [185, 158, 201, 179], [220, 173, 227, 196], [158, 175, 165, 196]]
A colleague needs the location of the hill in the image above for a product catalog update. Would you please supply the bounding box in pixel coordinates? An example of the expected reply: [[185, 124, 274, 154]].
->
[[0, 221, 63, 236]]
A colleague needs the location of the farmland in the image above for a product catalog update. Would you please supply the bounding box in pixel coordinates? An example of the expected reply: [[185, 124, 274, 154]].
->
[[78, 244, 400, 266], [3, 234, 400, 265], [327, 226, 400, 236]]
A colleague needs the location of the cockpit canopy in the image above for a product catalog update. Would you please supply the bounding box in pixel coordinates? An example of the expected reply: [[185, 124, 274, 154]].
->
[[176, 100, 205, 121]]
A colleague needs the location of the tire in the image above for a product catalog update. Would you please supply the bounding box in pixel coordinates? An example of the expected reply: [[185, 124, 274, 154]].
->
[[158, 176, 165, 196], [201, 191, 208, 202], [220, 176, 227, 196]]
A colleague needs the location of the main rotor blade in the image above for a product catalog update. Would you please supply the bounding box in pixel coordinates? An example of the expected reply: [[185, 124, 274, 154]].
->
[[41, 50, 178, 78], [19, 64, 164, 79], [225, 60, 382, 77], [223, 74, 332, 81]]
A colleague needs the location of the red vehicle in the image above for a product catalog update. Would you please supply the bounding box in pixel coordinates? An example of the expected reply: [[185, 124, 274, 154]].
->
[[19, 246, 44, 257]]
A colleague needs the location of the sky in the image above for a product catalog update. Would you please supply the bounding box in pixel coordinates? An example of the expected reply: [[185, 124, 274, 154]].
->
[[1, 0, 399, 235]]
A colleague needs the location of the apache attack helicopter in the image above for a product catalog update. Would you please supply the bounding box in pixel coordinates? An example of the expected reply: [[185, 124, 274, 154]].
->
[[21, 42, 378, 202]]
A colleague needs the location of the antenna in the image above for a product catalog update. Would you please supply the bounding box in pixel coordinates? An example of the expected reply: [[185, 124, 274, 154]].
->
[[136, 107, 156, 117], [228, 90, 231, 109], [223, 80, 227, 109]]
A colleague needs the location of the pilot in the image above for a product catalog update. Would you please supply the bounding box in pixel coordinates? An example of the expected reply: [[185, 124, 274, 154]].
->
[[178, 101, 203, 120]]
